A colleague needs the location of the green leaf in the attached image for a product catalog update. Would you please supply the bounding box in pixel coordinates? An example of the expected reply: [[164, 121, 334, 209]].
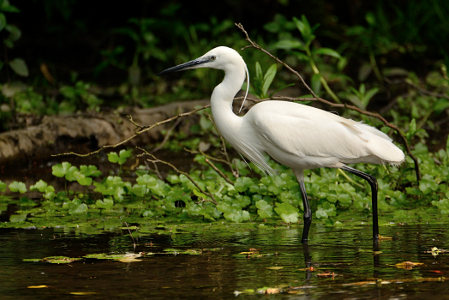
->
[[255, 61, 263, 80], [0, 180, 6, 192], [5, 24, 21, 42], [293, 15, 315, 44], [30, 180, 48, 193], [222, 209, 250, 222], [311, 73, 321, 94], [107, 152, 119, 163], [313, 47, 341, 59], [274, 203, 299, 223], [9, 181, 27, 193], [74, 171, 92, 186], [108, 149, 132, 165], [95, 198, 114, 209], [0, 13, 5, 32], [64, 166, 78, 182], [409, 119, 417, 136], [79, 165, 102, 177], [273, 39, 304, 51], [262, 64, 277, 96], [10, 213, 27, 223], [256, 200, 273, 219], [434, 98, 449, 114], [52, 162, 72, 178], [131, 184, 147, 197], [234, 177, 254, 193], [9, 58, 28, 77], [0, 1, 20, 13], [69, 202, 88, 215]]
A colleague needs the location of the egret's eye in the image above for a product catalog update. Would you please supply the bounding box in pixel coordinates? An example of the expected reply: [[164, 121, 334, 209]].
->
[[210, 55, 216, 61]]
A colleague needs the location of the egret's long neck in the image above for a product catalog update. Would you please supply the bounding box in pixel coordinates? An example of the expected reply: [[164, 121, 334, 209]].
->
[[210, 63, 246, 137]]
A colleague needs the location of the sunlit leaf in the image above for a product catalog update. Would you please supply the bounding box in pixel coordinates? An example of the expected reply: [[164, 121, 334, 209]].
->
[[84, 252, 143, 262], [24, 256, 82, 264], [70, 292, 97, 295], [313, 47, 341, 59], [266, 266, 283, 270], [30, 180, 48, 193], [274, 203, 299, 223], [8, 181, 26, 193], [52, 162, 72, 178]]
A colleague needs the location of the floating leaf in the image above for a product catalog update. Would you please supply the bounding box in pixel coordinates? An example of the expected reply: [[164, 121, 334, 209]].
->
[[163, 248, 202, 255], [316, 271, 336, 278], [378, 235, 393, 241], [394, 261, 424, 270], [264, 287, 281, 294], [266, 266, 284, 270], [84, 252, 142, 262], [27, 285, 48, 289], [70, 292, 97, 295], [425, 247, 449, 257], [24, 256, 82, 264]]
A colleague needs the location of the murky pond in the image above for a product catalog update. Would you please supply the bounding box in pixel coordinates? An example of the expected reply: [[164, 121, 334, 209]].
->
[[1, 223, 448, 299]]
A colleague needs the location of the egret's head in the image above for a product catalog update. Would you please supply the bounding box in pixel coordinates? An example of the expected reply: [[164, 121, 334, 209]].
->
[[160, 46, 250, 113], [159, 46, 244, 74]]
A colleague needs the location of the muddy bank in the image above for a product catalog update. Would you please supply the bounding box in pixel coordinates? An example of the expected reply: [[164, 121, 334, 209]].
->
[[0, 100, 208, 168]]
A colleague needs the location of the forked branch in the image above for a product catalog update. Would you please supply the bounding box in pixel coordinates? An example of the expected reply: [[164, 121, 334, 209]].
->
[[235, 22, 420, 182]]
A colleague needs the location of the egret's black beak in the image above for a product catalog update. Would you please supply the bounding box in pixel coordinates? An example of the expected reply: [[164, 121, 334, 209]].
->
[[159, 57, 211, 75]]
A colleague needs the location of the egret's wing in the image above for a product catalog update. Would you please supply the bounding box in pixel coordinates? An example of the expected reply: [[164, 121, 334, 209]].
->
[[248, 101, 373, 160]]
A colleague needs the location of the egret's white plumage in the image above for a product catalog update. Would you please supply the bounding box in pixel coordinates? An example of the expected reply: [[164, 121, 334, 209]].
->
[[160, 46, 405, 242]]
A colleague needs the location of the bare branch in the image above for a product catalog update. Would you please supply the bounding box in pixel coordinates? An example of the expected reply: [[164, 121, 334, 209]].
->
[[235, 23, 420, 182], [52, 104, 210, 158]]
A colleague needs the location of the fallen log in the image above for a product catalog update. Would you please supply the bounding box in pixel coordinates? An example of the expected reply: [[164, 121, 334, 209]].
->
[[0, 100, 208, 166]]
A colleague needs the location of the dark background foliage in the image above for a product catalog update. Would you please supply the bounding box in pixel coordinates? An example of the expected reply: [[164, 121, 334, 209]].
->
[[5, 0, 448, 84]]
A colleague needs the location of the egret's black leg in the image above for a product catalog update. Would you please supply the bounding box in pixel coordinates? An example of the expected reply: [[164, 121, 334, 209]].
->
[[302, 243, 313, 280], [299, 179, 312, 243], [341, 165, 379, 240]]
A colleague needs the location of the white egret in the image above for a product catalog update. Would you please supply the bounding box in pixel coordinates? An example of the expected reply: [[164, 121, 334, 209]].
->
[[160, 46, 404, 243]]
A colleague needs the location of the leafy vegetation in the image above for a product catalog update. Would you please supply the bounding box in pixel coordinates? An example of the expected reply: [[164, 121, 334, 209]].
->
[[0, 2, 448, 232]]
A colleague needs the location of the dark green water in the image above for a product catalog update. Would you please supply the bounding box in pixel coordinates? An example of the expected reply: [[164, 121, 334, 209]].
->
[[1, 223, 448, 299]]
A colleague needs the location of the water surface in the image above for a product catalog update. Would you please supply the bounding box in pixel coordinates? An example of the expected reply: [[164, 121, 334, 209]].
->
[[1, 223, 448, 299]]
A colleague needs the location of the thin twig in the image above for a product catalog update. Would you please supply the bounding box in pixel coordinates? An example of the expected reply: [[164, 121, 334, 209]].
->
[[204, 158, 234, 185], [152, 116, 182, 152], [235, 22, 421, 183], [123, 221, 137, 249], [184, 147, 236, 173], [52, 104, 210, 158], [235, 22, 320, 100], [405, 80, 449, 100]]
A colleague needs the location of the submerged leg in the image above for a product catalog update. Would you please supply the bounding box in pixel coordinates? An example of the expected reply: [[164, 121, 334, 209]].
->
[[341, 165, 379, 240], [295, 170, 312, 243]]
